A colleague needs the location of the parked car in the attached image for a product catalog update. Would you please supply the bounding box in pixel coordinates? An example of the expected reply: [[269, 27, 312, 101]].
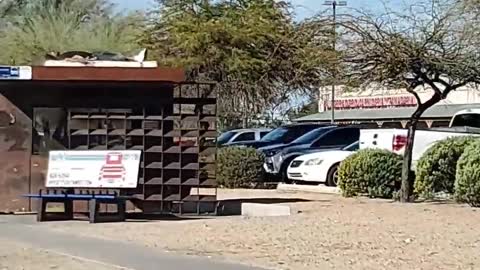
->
[[259, 126, 337, 157], [360, 108, 480, 170], [224, 123, 330, 149], [287, 141, 359, 186], [264, 126, 360, 181], [217, 128, 272, 146]]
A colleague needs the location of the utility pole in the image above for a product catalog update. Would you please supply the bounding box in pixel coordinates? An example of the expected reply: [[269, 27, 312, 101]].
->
[[323, 0, 347, 124]]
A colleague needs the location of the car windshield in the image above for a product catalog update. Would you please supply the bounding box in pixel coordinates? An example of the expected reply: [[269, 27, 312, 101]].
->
[[343, 141, 359, 151], [291, 127, 333, 145], [217, 131, 237, 144], [260, 127, 289, 142], [450, 113, 480, 128]]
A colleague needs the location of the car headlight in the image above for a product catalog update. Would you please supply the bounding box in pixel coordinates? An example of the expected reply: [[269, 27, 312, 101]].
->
[[304, 158, 323, 166]]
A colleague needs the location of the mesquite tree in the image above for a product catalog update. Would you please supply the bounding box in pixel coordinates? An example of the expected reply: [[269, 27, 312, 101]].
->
[[341, 0, 480, 202], [143, 0, 333, 128]]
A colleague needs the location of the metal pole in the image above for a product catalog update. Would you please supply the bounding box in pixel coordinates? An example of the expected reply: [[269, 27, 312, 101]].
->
[[331, 1, 336, 124], [324, 0, 345, 124]]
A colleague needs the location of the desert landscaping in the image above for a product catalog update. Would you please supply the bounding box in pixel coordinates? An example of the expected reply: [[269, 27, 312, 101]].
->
[[37, 189, 480, 270]]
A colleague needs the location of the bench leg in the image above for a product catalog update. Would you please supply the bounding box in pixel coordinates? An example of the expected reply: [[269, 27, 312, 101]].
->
[[117, 200, 126, 222], [89, 199, 99, 224], [36, 198, 47, 222], [36, 199, 74, 222], [89, 199, 126, 223], [64, 200, 74, 220], [177, 202, 183, 215]]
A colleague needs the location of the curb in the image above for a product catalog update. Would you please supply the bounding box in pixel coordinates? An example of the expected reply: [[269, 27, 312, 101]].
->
[[276, 183, 340, 194]]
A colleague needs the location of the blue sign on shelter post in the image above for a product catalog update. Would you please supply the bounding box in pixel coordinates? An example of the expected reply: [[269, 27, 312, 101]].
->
[[0, 66, 32, 80]]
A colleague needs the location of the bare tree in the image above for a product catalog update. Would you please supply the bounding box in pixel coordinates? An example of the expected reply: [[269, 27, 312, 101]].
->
[[340, 0, 480, 202]]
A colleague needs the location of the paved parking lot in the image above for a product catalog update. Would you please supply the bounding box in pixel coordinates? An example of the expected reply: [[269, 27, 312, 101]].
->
[[0, 215, 262, 270]]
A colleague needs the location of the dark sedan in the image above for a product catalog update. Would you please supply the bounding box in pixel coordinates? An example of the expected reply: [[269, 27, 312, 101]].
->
[[224, 123, 331, 149], [258, 126, 337, 157], [263, 126, 360, 181]]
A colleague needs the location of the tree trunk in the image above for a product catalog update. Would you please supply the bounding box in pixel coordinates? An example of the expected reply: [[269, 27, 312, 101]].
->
[[399, 89, 443, 202], [400, 118, 418, 202]]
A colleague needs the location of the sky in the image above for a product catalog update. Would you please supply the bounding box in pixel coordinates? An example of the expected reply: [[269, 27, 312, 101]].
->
[[113, 0, 154, 11], [112, 0, 416, 19]]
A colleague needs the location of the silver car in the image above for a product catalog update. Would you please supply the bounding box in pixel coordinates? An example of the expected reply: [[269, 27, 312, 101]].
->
[[217, 128, 272, 146]]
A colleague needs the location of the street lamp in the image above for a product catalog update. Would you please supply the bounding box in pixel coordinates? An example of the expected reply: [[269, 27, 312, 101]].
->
[[323, 0, 347, 124]]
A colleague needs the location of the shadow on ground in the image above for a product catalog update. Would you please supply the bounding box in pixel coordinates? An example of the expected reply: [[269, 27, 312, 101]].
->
[[26, 197, 326, 223], [125, 213, 208, 222], [122, 197, 323, 220], [127, 198, 326, 218], [44, 213, 210, 223]]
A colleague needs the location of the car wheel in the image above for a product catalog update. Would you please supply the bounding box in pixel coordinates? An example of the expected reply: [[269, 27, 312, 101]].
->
[[280, 157, 298, 184], [281, 168, 292, 184], [326, 163, 340, 187]]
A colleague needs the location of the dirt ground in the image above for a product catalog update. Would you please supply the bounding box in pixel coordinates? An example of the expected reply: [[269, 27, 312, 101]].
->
[[0, 239, 121, 270], [45, 189, 480, 270]]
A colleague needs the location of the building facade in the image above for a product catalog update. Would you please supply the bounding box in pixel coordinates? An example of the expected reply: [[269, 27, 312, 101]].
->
[[303, 84, 480, 128], [318, 84, 480, 112]]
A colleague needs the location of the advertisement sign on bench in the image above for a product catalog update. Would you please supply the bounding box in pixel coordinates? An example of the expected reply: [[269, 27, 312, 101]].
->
[[46, 150, 141, 188]]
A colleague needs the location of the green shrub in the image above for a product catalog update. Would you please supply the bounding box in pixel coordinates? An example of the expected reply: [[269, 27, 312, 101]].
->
[[338, 149, 402, 199], [454, 140, 480, 207], [217, 147, 264, 188], [415, 136, 477, 199]]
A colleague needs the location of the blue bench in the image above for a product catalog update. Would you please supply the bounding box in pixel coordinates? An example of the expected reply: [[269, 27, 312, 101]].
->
[[24, 189, 130, 223]]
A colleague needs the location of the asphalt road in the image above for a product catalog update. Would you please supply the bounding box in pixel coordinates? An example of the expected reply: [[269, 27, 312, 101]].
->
[[0, 215, 264, 270]]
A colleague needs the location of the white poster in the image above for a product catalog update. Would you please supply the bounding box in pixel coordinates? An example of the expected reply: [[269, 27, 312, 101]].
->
[[46, 150, 141, 188]]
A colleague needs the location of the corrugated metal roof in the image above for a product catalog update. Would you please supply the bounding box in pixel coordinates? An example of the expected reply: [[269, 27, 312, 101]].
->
[[295, 103, 480, 122]]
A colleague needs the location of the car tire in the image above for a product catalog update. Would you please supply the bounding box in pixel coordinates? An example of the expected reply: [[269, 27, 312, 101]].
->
[[326, 163, 340, 187], [281, 169, 292, 184], [280, 156, 298, 184]]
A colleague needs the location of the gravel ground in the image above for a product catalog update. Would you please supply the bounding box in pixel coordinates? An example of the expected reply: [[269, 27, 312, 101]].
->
[[0, 239, 122, 270], [45, 189, 480, 270]]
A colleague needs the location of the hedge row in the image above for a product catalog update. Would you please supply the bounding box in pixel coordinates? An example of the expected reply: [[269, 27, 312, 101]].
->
[[338, 149, 402, 199], [216, 146, 264, 188], [414, 136, 476, 199], [454, 140, 480, 207], [337, 136, 480, 207], [413, 136, 480, 206]]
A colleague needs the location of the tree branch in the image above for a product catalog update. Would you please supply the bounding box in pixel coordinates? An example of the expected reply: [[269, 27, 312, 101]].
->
[[406, 84, 423, 106]]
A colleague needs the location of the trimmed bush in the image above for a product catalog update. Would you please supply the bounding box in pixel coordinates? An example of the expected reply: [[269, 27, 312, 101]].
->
[[414, 136, 477, 199], [338, 149, 402, 198], [455, 140, 480, 207], [217, 147, 264, 188]]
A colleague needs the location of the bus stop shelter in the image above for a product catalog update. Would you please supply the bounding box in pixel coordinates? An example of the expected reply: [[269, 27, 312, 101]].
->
[[0, 66, 217, 214]]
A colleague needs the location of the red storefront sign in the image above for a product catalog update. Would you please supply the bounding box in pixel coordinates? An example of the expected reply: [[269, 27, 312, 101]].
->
[[324, 95, 417, 110]]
